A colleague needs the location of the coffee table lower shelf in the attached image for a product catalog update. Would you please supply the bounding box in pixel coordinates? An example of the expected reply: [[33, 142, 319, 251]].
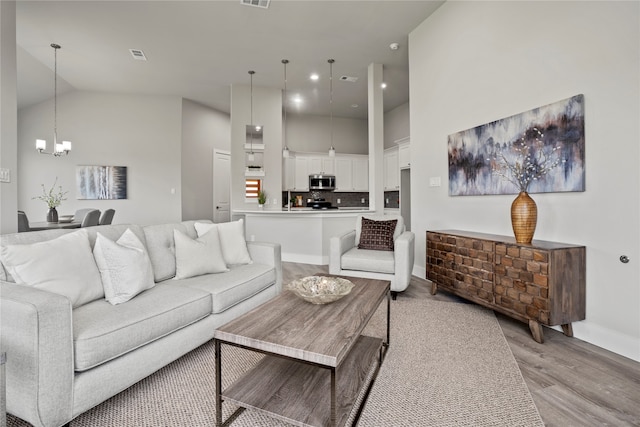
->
[[219, 335, 383, 427]]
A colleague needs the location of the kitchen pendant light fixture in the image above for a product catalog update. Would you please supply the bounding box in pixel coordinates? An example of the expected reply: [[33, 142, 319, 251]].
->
[[328, 59, 336, 157], [282, 59, 290, 158], [36, 43, 72, 157], [247, 70, 255, 162]]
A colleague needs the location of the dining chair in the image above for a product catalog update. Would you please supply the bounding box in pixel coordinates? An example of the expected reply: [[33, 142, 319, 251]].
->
[[99, 209, 115, 225], [17, 210, 31, 232], [77, 209, 101, 227], [74, 208, 99, 224]]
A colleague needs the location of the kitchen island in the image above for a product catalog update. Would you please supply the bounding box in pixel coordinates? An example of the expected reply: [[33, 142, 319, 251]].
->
[[233, 208, 372, 265]]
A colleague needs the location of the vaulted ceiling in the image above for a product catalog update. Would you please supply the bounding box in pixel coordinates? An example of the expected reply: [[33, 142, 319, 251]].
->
[[16, 1, 444, 119]]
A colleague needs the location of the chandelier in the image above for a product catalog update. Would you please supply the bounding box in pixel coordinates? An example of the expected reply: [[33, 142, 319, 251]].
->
[[36, 43, 72, 157]]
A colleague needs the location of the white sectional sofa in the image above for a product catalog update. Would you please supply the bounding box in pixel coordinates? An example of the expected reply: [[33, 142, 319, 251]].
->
[[0, 220, 282, 427]]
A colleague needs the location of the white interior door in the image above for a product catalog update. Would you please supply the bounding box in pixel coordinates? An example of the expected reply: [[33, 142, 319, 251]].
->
[[213, 150, 231, 223]]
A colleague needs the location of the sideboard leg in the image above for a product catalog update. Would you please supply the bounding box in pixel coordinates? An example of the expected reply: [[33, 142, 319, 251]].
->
[[561, 323, 574, 337], [528, 320, 544, 343], [430, 282, 437, 295]]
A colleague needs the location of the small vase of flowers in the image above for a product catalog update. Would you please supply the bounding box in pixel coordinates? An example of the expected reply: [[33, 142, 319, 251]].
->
[[491, 127, 565, 243], [33, 177, 68, 223]]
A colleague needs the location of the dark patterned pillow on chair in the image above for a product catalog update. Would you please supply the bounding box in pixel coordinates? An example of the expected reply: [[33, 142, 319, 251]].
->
[[358, 217, 398, 251]]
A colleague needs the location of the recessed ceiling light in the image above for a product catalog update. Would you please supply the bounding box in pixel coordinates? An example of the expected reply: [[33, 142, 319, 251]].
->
[[381, 82, 387, 89], [389, 43, 400, 50], [351, 104, 359, 108], [310, 73, 319, 81]]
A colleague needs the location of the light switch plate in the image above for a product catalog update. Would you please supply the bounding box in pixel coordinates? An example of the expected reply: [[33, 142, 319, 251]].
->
[[0, 168, 10, 183], [429, 176, 441, 187]]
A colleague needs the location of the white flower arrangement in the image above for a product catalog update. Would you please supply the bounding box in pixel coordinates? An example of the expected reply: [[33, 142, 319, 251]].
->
[[33, 177, 68, 208], [491, 127, 565, 193]]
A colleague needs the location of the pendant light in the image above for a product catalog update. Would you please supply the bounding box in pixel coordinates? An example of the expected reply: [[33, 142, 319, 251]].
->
[[36, 43, 72, 157], [328, 59, 336, 157], [247, 70, 255, 162], [282, 59, 290, 159]]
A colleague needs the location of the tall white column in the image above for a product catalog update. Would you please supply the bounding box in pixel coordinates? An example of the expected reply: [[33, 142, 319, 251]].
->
[[367, 63, 384, 212]]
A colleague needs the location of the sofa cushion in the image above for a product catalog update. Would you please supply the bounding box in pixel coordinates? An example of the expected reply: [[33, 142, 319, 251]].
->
[[174, 229, 228, 279], [358, 217, 397, 251], [143, 223, 193, 282], [0, 229, 104, 308], [72, 284, 212, 371], [169, 263, 276, 314], [341, 247, 395, 274], [93, 229, 156, 305], [195, 220, 252, 266]]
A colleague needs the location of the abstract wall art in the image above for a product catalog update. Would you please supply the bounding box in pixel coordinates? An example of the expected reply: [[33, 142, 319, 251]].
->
[[76, 165, 127, 200], [448, 94, 585, 196]]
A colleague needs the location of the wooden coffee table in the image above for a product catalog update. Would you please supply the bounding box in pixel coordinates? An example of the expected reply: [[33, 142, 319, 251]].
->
[[214, 276, 390, 427]]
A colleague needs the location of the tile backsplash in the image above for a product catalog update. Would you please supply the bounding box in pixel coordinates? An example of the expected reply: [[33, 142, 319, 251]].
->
[[282, 191, 369, 208]]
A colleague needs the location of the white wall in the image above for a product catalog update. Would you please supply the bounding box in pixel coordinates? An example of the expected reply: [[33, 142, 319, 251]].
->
[[286, 113, 368, 155], [181, 99, 230, 221], [409, 1, 639, 361], [384, 102, 410, 148], [0, 1, 18, 234], [18, 91, 183, 225]]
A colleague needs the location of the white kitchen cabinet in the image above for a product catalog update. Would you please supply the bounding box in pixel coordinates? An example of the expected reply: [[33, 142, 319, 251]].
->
[[308, 156, 335, 175], [398, 142, 411, 169], [384, 148, 399, 191], [334, 155, 368, 192], [352, 157, 369, 191], [282, 157, 295, 190], [334, 158, 353, 191], [293, 157, 309, 191]]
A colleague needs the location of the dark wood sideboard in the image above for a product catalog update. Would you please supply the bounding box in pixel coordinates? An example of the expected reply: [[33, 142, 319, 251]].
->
[[426, 230, 586, 343]]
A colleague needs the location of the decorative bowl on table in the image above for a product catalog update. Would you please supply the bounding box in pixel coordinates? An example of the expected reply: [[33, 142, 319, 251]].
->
[[287, 276, 355, 304], [58, 215, 74, 223]]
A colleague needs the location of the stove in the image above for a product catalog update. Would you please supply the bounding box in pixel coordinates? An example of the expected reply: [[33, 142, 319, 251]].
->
[[308, 199, 337, 210]]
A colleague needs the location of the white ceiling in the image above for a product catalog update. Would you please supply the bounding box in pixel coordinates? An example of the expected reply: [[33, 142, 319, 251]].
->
[[16, 0, 444, 119]]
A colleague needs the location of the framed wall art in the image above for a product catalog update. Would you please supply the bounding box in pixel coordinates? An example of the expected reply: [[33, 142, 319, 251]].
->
[[76, 165, 127, 200], [448, 94, 585, 196]]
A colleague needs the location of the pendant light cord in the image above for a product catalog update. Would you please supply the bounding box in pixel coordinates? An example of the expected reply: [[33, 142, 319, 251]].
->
[[329, 59, 334, 150], [248, 70, 255, 153], [282, 59, 288, 150], [52, 44, 60, 145]]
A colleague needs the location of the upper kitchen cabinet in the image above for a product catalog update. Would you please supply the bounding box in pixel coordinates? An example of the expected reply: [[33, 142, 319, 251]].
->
[[384, 147, 400, 191], [308, 156, 335, 175], [334, 155, 368, 192], [398, 140, 411, 169]]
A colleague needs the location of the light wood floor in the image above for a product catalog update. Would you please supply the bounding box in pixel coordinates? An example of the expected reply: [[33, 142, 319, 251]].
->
[[283, 262, 640, 427]]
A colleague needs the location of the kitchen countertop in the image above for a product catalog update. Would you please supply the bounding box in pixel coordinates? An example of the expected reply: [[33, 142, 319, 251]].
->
[[233, 208, 372, 214]]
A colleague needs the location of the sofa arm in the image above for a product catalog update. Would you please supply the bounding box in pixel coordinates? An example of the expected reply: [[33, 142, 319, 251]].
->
[[247, 241, 282, 293], [393, 231, 416, 291], [329, 230, 356, 274], [0, 281, 74, 427]]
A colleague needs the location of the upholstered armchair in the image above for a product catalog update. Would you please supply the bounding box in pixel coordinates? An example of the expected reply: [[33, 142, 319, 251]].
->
[[329, 214, 415, 299]]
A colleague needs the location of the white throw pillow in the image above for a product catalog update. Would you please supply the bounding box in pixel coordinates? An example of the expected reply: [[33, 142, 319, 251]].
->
[[93, 229, 155, 305], [174, 228, 228, 279], [195, 220, 252, 265], [0, 229, 104, 308]]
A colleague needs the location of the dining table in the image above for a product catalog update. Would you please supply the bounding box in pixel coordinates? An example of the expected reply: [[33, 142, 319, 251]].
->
[[28, 221, 82, 231]]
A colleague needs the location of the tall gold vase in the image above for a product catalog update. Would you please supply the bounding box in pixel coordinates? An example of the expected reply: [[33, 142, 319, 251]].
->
[[511, 191, 537, 243]]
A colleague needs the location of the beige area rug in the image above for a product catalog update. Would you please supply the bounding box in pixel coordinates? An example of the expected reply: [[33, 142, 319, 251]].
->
[[8, 299, 543, 427]]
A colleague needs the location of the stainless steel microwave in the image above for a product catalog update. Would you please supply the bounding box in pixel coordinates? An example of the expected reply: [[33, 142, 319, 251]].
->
[[309, 174, 336, 191]]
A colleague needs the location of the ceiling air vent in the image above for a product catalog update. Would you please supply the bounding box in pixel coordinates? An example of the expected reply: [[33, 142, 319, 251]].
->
[[340, 76, 358, 83], [240, 0, 270, 9], [129, 49, 147, 61]]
